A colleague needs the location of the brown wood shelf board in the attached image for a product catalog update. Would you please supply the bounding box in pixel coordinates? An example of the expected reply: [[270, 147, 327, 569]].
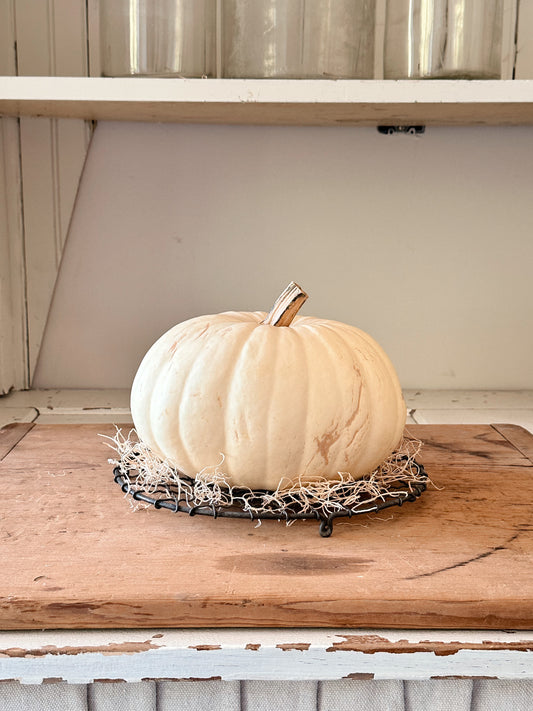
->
[[0, 423, 532, 630]]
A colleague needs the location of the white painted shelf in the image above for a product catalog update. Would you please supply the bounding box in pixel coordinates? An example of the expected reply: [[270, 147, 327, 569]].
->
[[2, 628, 533, 683], [1, 77, 533, 125]]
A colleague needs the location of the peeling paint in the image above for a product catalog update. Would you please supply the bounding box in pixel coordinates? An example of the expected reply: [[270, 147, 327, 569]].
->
[[327, 635, 533, 656], [276, 643, 311, 651], [140, 676, 222, 682], [2, 631, 533, 683], [0, 640, 161, 659], [188, 645, 222, 652], [430, 675, 498, 680]]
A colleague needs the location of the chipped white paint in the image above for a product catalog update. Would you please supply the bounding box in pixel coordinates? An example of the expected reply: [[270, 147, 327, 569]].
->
[[403, 390, 533, 410], [2, 390, 533, 428], [412, 409, 533, 433], [0, 390, 132, 424], [35, 409, 133, 424], [0, 408, 38, 429], [0, 389, 130, 409], [1, 629, 533, 683], [401, 389, 533, 433]]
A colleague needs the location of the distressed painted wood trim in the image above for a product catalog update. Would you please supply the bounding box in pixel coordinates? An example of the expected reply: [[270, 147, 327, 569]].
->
[[13, 0, 92, 381], [0, 117, 28, 393], [0, 408, 38, 429], [404, 390, 533, 410], [0, 1, 28, 393], [1, 629, 533, 683]]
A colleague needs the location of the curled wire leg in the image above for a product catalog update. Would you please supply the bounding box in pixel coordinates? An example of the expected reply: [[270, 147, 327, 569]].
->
[[319, 518, 334, 538]]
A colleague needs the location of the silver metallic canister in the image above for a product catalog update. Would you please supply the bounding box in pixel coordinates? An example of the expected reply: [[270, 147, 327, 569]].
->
[[99, 0, 216, 77], [222, 0, 376, 79], [384, 0, 504, 79]]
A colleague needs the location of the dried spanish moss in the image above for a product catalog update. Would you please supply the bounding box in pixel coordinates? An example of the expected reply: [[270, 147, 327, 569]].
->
[[102, 428, 427, 522]]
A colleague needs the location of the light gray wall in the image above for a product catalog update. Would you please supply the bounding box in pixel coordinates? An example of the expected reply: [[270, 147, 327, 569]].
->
[[33, 121, 533, 390]]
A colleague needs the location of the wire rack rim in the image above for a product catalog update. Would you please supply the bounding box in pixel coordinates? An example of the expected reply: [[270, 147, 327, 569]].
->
[[112, 457, 428, 537]]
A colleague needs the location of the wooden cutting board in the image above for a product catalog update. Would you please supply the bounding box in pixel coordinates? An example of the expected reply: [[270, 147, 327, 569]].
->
[[0, 422, 532, 630]]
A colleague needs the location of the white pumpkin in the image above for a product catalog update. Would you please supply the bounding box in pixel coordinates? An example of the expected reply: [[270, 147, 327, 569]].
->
[[131, 283, 405, 490]]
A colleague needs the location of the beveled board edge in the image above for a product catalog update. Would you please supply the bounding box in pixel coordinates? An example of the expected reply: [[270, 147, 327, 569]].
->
[[491, 424, 533, 464], [0, 423, 35, 461]]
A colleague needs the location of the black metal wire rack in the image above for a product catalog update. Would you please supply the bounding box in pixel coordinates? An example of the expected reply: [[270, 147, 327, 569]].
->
[[113, 455, 427, 537]]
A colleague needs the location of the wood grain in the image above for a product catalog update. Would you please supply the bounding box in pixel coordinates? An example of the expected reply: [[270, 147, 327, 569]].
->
[[0, 422, 34, 461], [405, 424, 531, 466], [492, 423, 533, 464], [0, 423, 532, 630]]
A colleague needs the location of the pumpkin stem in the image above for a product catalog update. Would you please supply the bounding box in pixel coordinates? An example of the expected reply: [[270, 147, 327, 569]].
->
[[262, 282, 308, 327]]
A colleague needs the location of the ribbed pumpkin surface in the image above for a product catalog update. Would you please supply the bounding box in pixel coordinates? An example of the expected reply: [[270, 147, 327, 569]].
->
[[131, 310, 405, 490]]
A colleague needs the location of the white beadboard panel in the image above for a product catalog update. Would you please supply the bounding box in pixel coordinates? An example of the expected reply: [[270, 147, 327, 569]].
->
[[89, 681, 156, 711], [471, 679, 533, 710], [14, 0, 92, 381], [242, 681, 317, 711], [18, 117, 61, 375], [158, 681, 240, 711], [0, 1, 27, 393], [33, 122, 533, 390], [0, 117, 28, 393], [404, 390, 533, 409], [319, 680, 404, 711], [516, 0, 533, 78], [19, 116, 91, 379], [86, 0, 101, 77], [0, 682, 87, 711], [412, 409, 533, 433], [502, 0, 520, 79], [13, 0, 88, 77], [373, 0, 386, 79], [404, 679, 473, 711], [0, 0, 16, 74]]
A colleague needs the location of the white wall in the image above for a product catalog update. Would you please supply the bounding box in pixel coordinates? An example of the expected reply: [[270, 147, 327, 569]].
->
[[33, 121, 533, 390]]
